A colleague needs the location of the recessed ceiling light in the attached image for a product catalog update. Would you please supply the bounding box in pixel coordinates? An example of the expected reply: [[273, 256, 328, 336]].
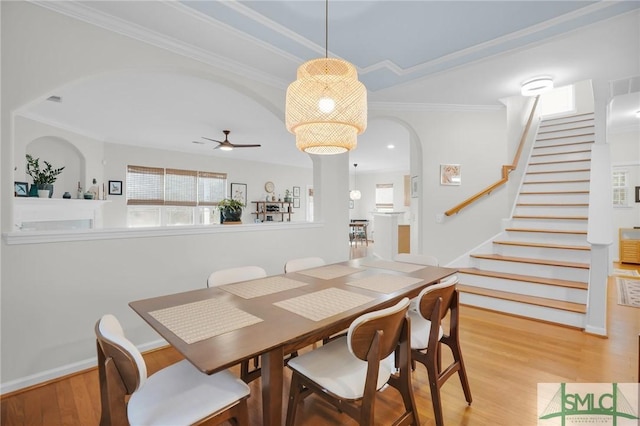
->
[[521, 77, 553, 96], [387, 144, 395, 149]]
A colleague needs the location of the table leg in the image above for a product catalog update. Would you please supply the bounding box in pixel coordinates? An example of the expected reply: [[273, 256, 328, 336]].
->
[[261, 346, 285, 426]]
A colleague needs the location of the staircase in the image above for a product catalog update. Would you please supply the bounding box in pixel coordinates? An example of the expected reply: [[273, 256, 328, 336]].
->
[[453, 112, 594, 328]]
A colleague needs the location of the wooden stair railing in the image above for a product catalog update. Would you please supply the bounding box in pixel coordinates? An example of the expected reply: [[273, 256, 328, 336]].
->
[[445, 95, 539, 216]]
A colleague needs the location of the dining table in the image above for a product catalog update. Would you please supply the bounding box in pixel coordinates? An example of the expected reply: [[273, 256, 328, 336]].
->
[[129, 257, 457, 426]]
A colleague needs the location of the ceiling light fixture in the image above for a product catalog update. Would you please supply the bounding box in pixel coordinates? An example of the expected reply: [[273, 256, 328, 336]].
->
[[521, 76, 554, 96], [350, 163, 361, 200], [387, 144, 395, 149], [285, 0, 367, 155]]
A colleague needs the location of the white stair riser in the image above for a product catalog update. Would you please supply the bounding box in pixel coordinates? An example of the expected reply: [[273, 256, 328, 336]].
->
[[529, 151, 591, 163], [521, 182, 590, 192], [531, 143, 592, 156], [459, 293, 585, 328], [502, 231, 588, 246], [514, 206, 588, 216], [535, 135, 595, 147], [536, 126, 594, 140], [517, 193, 589, 204], [527, 161, 591, 173], [524, 170, 591, 182], [538, 120, 594, 133], [458, 274, 587, 303], [470, 257, 590, 281], [509, 218, 587, 231], [493, 243, 591, 263], [541, 114, 594, 125]]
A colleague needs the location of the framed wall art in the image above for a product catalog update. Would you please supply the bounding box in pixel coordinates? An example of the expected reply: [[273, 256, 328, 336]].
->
[[293, 186, 300, 197], [108, 180, 123, 195], [411, 176, 419, 198], [440, 164, 461, 186], [231, 183, 247, 206], [14, 181, 29, 197]]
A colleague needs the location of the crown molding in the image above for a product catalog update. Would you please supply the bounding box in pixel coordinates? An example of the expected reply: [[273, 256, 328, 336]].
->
[[369, 101, 503, 113]]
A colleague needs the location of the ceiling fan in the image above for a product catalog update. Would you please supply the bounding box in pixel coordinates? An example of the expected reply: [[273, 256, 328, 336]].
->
[[196, 130, 261, 151]]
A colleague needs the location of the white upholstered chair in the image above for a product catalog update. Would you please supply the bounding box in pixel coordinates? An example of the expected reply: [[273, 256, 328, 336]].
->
[[95, 314, 250, 426], [207, 265, 267, 288], [285, 297, 419, 426], [207, 265, 267, 382], [284, 256, 326, 273], [408, 275, 472, 426]]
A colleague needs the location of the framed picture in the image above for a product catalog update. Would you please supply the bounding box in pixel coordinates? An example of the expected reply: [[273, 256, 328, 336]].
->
[[349, 200, 354, 209], [293, 198, 300, 209], [108, 180, 123, 195], [14, 181, 29, 197], [440, 164, 461, 186], [293, 186, 300, 197], [231, 183, 247, 206], [411, 176, 419, 198], [635, 186, 640, 203]]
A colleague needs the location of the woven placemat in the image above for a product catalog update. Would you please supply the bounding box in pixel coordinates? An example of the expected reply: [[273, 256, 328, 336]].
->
[[346, 274, 423, 294], [360, 259, 426, 273], [222, 276, 308, 299], [296, 264, 362, 280], [274, 287, 374, 321], [149, 298, 263, 344]]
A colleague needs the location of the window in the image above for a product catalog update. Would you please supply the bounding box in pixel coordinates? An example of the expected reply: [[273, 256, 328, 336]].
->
[[126, 165, 227, 227], [375, 183, 394, 211], [538, 85, 575, 118], [612, 169, 629, 207]]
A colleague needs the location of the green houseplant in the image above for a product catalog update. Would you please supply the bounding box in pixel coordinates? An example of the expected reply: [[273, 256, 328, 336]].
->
[[218, 198, 244, 223], [25, 154, 65, 198]]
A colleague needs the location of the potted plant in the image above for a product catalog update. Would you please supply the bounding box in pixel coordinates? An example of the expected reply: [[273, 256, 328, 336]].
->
[[284, 189, 292, 203], [25, 154, 65, 198], [218, 198, 244, 223]]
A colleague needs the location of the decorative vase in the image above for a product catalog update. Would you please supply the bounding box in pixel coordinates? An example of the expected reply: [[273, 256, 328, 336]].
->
[[37, 190, 49, 198], [28, 184, 38, 197], [63, 192, 71, 199], [221, 207, 242, 223], [37, 183, 54, 198]]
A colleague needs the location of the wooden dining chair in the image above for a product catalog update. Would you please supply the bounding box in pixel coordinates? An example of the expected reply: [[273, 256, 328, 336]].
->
[[409, 276, 472, 426], [285, 297, 419, 426], [284, 256, 326, 273], [207, 265, 267, 382], [95, 314, 250, 426]]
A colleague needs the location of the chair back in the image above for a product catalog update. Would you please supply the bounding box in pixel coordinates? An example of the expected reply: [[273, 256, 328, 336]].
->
[[207, 266, 267, 287], [347, 297, 410, 361], [415, 275, 458, 322], [284, 257, 326, 273], [394, 253, 439, 266], [95, 314, 147, 394]]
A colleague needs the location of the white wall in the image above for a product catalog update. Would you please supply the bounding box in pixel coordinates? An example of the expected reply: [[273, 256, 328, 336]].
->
[[610, 128, 640, 260]]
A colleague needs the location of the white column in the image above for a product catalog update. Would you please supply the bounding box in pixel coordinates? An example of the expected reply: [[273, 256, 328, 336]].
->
[[372, 213, 400, 260]]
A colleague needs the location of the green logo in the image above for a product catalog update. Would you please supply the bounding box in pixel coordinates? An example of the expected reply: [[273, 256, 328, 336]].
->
[[538, 383, 638, 425]]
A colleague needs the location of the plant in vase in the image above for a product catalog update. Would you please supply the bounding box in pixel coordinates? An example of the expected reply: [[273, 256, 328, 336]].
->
[[284, 189, 292, 203], [25, 154, 65, 198], [218, 198, 244, 223]]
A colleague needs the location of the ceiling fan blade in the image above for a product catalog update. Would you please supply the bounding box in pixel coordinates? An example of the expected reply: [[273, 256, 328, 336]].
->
[[201, 137, 223, 144], [231, 144, 262, 148]]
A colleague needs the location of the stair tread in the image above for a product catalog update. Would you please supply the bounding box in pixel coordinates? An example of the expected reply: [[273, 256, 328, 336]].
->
[[512, 215, 588, 220], [522, 179, 590, 184], [493, 240, 590, 251], [520, 190, 589, 194], [529, 159, 590, 165], [531, 149, 591, 157], [526, 168, 590, 175], [538, 125, 594, 135], [539, 113, 594, 126], [457, 284, 587, 314], [516, 203, 588, 207], [505, 228, 587, 235], [536, 133, 594, 142], [458, 267, 588, 289], [534, 140, 594, 148], [470, 253, 589, 269]]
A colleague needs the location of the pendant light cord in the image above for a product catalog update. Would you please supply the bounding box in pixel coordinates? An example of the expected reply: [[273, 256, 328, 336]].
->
[[325, 0, 329, 59]]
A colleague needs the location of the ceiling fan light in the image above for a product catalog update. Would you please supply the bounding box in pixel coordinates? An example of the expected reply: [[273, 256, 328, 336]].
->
[[521, 77, 554, 96], [286, 58, 367, 155], [219, 145, 233, 151]]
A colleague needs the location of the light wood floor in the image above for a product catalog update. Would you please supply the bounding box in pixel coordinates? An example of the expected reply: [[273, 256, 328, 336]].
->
[[2, 249, 638, 425]]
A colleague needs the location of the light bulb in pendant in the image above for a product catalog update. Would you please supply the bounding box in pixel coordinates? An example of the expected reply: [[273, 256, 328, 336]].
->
[[318, 97, 335, 113]]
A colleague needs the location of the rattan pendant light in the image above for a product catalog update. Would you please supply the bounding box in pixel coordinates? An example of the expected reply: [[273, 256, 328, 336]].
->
[[285, 0, 367, 155]]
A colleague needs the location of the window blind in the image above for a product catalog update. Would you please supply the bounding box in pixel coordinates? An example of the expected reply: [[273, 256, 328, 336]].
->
[[198, 171, 227, 206], [127, 165, 164, 205], [375, 183, 394, 210], [165, 168, 197, 206]]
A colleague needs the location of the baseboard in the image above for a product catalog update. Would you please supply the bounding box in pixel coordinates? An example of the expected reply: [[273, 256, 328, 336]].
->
[[0, 339, 166, 396], [583, 325, 608, 337]]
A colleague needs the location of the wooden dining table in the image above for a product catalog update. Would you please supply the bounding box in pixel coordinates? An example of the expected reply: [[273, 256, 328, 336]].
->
[[129, 257, 457, 426]]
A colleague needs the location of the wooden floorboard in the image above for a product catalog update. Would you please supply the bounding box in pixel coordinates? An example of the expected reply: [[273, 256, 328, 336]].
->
[[1, 253, 638, 425]]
